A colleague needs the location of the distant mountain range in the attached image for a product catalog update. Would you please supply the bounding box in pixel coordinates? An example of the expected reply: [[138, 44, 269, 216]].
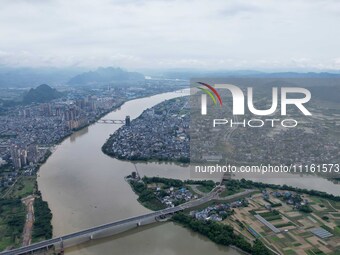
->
[[67, 67, 145, 86], [1, 66, 340, 88], [0, 67, 145, 88], [0, 67, 84, 88], [161, 70, 340, 79], [23, 84, 63, 104]]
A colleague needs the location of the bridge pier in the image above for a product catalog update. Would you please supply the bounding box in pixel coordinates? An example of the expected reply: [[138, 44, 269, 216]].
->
[[0, 195, 214, 255], [90, 220, 145, 240], [155, 214, 171, 222]]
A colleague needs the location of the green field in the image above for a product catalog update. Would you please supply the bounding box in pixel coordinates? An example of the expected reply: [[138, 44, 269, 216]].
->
[[196, 185, 213, 193], [220, 188, 244, 197], [0, 175, 37, 250], [306, 248, 326, 255], [258, 211, 282, 221], [274, 222, 294, 228], [0, 199, 26, 250], [283, 249, 297, 255], [5, 176, 36, 199], [328, 200, 340, 210]]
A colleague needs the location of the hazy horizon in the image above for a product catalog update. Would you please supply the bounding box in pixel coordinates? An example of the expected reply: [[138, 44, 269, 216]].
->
[[1, 0, 340, 71]]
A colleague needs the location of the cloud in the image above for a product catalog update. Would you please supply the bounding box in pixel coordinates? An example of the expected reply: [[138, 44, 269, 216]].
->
[[0, 0, 339, 70]]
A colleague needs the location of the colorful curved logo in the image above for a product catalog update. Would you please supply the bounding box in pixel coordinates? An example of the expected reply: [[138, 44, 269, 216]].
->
[[197, 82, 223, 106]]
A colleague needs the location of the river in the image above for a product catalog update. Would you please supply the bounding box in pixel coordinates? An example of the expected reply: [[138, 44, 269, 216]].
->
[[37, 91, 340, 255], [37, 91, 241, 255]]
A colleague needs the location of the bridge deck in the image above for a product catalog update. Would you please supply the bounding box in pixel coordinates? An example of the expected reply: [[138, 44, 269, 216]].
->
[[0, 188, 254, 255], [0, 192, 216, 255]]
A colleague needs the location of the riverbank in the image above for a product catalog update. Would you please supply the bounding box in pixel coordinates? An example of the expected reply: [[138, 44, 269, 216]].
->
[[0, 88, 187, 252], [125, 175, 270, 255], [172, 213, 269, 255], [125, 175, 217, 211], [128, 176, 340, 255], [39, 90, 242, 255], [0, 174, 38, 250], [102, 96, 190, 163], [34, 89, 340, 255], [0, 197, 25, 251], [21, 195, 35, 246]]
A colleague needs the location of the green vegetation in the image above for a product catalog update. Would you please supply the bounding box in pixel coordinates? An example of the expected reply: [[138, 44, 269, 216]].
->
[[299, 205, 313, 213], [258, 210, 282, 221], [283, 250, 297, 255], [0, 175, 38, 250], [263, 214, 282, 221], [306, 248, 326, 255], [274, 222, 294, 228], [235, 219, 245, 229], [173, 213, 271, 255], [129, 180, 166, 211], [333, 226, 340, 235], [142, 176, 215, 191], [258, 210, 279, 217], [223, 179, 246, 196], [184, 179, 215, 189], [264, 198, 282, 208], [23, 84, 63, 104], [143, 176, 182, 188], [5, 176, 36, 199], [32, 195, 53, 241], [0, 163, 12, 173], [1, 172, 53, 246], [321, 216, 329, 221], [196, 185, 213, 193], [0, 198, 26, 250], [228, 179, 340, 202], [219, 180, 245, 197]]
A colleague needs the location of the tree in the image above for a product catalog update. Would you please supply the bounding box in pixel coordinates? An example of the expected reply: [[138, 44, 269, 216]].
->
[[252, 239, 270, 255]]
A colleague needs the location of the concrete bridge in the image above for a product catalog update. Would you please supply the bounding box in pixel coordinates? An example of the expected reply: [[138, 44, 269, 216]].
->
[[97, 119, 125, 124], [0, 190, 218, 255], [97, 115, 131, 125], [1, 187, 257, 255]]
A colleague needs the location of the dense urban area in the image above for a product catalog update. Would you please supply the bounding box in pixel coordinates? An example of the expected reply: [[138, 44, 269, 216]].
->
[[103, 97, 190, 162], [189, 88, 340, 169], [0, 78, 185, 251], [1, 74, 340, 255]]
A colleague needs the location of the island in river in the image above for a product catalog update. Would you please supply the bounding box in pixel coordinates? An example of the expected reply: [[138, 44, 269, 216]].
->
[[102, 96, 190, 163]]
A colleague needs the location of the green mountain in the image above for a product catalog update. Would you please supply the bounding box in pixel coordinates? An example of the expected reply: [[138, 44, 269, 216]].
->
[[23, 84, 63, 104], [67, 67, 145, 86]]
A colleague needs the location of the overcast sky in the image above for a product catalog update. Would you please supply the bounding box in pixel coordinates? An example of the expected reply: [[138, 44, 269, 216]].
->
[[0, 0, 340, 71]]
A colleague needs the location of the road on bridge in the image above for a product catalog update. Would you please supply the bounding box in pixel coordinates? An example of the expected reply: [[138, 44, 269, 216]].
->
[[0, 187, 254, 255]]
